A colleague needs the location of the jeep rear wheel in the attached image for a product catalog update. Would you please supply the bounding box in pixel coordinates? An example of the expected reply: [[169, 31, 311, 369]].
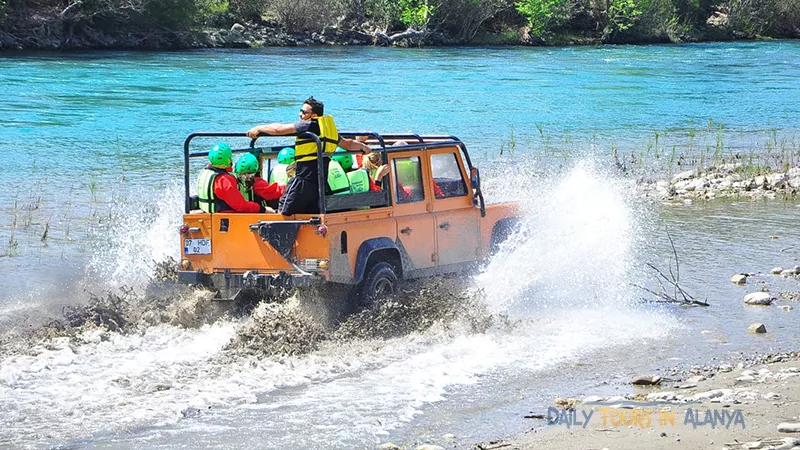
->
[[360, 262, 398, 306]]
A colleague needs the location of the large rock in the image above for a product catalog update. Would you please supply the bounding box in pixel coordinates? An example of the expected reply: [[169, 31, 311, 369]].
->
[[744, 292, 775, 305], [777, 423, 800, 433], [672, 170, 696, 183], [730, 274, 748, 285], [377, 444, 401, 450], [631, 375, 662, 385], [747, 323, 767, 334], [231, 23, 246, 33]]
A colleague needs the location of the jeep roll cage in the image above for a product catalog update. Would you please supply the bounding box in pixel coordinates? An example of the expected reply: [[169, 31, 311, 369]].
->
[[182, 131, 485, 216]]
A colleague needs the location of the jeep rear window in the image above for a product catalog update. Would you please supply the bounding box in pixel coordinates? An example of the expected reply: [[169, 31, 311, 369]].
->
[[430, 152, 467, 198], [393, 156, 424, 204]]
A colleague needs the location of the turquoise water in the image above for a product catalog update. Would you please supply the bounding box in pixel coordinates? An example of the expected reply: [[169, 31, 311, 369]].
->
[[2, 42, 799, 181], [1, 42, 798, 265], [1, 42, 800, 449]]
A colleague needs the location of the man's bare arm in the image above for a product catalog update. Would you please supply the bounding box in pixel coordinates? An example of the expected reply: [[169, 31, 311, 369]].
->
[[246, 123, 296, 138], [338, 137, 371, 154]]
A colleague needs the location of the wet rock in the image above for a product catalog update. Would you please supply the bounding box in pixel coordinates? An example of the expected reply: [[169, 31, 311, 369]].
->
[[672, 170, 696, 183], [773, 437, 800, 450], [730, 274, 748, 285], [554, 397, 578, 408], [771, 267, 784, 275], [742, 442, 763, 449], [231, 23, 245, 33], [149, 382, 172, 392], [744, 292, 775, 305], [719, 364, 733, 372], [632, 375, 662, 385], [782, 305, 794, 311], [414, 445, 444, 450], [778, 423, 800, 433], [691, 389, 729, 400], [582, 395, 605, 403], [781, 269, 796, 277], [181, 406, 201, 418], [747, 323, 767, 334], [647, 391, 677, 401], [442, 433, 456, 440]]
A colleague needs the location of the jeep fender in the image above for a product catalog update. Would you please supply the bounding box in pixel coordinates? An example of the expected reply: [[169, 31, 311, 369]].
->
[[353, 237, 401, 284], [491, 217, 520, 254]]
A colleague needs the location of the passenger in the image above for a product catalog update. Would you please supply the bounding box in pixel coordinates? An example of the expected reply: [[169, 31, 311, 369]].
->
[[234, 153, 285, 213], [360, 151, 390, 192], [328, 148, 352, 195], [246, 96, 371, 215], [269, 147, 294, 186], [197, 143, 265, 213]]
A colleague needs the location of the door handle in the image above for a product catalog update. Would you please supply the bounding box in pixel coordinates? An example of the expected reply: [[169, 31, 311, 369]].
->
[[401, 227, 412, 234], [439, 222, 450, 230]]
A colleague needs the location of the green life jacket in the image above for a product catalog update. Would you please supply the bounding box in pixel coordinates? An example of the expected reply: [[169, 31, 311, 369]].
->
[[395, 159, 421, 187], [327, 160, 350, 195], [295, 115, 339, 163], [269, 164, 289, 185], [347, 168, 370, 194], [197, 166, 232, 213]]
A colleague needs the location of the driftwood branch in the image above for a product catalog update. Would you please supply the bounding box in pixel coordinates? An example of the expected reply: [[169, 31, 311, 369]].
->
[[373, 28, 424, 45], [634, 229, 709, 307]]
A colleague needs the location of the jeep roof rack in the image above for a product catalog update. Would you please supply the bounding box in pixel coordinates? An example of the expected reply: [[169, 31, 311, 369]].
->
[[183, 131, 482, 215]]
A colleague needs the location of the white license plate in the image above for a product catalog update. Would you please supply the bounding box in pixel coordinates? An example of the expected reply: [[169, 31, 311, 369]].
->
[[184, 238, 211, 255]]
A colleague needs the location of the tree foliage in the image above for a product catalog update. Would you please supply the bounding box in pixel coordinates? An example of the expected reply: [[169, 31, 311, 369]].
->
[[515, 0, 570, 36], [1, 0, 798, 43]]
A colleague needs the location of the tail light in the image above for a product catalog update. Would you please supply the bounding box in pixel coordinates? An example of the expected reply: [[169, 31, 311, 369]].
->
[[316, 224, 328, 237], [179, 224, 189, 234]]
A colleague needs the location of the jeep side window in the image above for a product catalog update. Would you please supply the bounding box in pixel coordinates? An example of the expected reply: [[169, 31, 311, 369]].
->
[[430, 152, 467, 199], [393, 156, 424, 204]]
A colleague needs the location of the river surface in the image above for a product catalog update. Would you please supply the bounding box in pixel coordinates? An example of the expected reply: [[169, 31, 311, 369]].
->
[[0, 42, 799, 449]]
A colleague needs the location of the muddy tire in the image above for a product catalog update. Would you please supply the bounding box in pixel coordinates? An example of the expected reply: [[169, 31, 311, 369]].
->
[[360, 262, 398, 307]]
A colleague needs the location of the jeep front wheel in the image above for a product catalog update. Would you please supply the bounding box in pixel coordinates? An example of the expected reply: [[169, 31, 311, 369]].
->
[[360, 262, 398, 306]]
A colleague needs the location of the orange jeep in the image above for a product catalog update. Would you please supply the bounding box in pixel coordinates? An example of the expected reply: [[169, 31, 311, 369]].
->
[[177, 131, 518, 304]]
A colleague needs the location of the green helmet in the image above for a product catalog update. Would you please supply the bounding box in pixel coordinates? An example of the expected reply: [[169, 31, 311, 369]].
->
[[209, 143, 233, 168], [277, 147, 295, 165], [235, 153, 259, 174], [332, 147, 353, 169]]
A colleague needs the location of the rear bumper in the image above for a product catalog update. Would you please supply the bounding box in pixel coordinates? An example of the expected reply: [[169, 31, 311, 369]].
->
[[177, 270, 320, 290]]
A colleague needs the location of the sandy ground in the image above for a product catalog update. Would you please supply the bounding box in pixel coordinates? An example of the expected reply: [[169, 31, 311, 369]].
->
[[476, 354, 800, 450]]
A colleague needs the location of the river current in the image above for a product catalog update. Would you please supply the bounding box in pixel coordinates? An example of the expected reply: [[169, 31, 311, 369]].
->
[[0, 42, 799, 448]]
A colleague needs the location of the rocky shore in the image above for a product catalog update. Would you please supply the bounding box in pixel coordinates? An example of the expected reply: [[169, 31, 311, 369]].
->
[[639, 165, 800, 203], [477, 352, 800, 450], [0, 22, 458, 51]]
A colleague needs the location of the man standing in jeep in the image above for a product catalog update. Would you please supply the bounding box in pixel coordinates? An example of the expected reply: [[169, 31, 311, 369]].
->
[[246, 97, 371, 215]]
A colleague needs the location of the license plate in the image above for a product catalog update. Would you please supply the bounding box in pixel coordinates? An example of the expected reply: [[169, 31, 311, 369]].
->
[[184, 238, 211, 255]]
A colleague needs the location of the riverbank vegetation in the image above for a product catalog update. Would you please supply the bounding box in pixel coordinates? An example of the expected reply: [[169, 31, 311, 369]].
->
[[0, 0, 798, 49]]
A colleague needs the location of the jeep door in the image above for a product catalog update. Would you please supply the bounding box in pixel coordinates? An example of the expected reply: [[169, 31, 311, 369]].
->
[[429, 149, 480, 268], [390, 153, 436, 273]]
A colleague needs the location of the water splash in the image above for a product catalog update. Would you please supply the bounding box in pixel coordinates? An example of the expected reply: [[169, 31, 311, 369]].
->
[[479, 160, 643, 315], [86, 182, 184, 292]]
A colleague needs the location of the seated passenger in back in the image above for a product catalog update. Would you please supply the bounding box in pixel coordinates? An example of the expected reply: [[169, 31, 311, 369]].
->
[[269, 147, 295, 186], [234, 153, 284, 212], [197, 143, 265, 213]]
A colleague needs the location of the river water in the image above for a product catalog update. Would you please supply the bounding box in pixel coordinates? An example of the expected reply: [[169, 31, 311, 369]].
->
[[0, 42, 799, 448]]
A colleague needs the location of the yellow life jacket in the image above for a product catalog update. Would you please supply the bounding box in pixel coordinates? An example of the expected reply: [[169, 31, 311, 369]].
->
[[347, 168, 370, 194], [328, 160, 350, 195], [295, 115, 339, 163], [269, 164, 289, 185]]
